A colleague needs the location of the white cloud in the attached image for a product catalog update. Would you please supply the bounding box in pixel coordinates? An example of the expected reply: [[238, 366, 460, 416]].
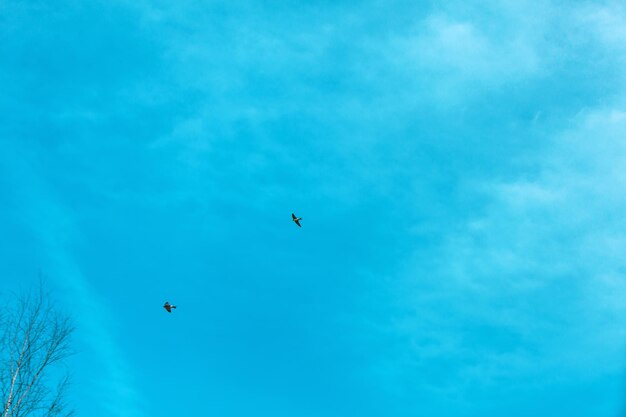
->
[[365, 1, 626, 399], [396, 16, 541, 83], [392, 106, 626, 396]]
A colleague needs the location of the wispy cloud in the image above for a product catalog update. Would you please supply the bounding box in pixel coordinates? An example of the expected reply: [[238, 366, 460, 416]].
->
[[338, 1, 626, 412], [0, 143, 147, 417]]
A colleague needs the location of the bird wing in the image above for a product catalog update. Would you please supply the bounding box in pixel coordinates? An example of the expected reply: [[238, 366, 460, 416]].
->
[[164, 304, 172, 312], [295, 219, 301, 227], [292, 213, 297, 220]]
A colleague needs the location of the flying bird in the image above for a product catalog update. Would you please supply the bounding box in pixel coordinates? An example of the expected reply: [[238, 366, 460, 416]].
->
[[292, 213, 302, 227], [163, 301, 177, 313]]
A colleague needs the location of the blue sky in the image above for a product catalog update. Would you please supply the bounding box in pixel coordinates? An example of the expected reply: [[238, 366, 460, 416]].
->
[[1, 0, 626, 416]]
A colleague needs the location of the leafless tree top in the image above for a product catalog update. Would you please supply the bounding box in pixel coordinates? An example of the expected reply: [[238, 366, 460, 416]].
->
[[1, 286, 74, 417]]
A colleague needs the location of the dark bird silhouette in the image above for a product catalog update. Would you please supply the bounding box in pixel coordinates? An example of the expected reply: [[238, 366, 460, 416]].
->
[[292, 213, 302, 227], [163, 301, 177, 313]]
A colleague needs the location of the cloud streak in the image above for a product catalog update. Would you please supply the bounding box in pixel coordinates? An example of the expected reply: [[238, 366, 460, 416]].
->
[[0, 142, 147, 417]]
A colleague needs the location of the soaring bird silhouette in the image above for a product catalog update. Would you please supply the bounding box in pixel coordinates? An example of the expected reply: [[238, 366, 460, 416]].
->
[[292, 213, 302, 227], [163, 301, 177, 313]]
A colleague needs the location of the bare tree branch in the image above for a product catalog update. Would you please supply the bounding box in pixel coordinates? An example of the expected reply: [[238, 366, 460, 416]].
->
[[1, 286, 74, 417]]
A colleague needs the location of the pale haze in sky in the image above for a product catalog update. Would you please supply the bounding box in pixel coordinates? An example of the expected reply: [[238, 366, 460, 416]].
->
[[1, 1, 626, 416]]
